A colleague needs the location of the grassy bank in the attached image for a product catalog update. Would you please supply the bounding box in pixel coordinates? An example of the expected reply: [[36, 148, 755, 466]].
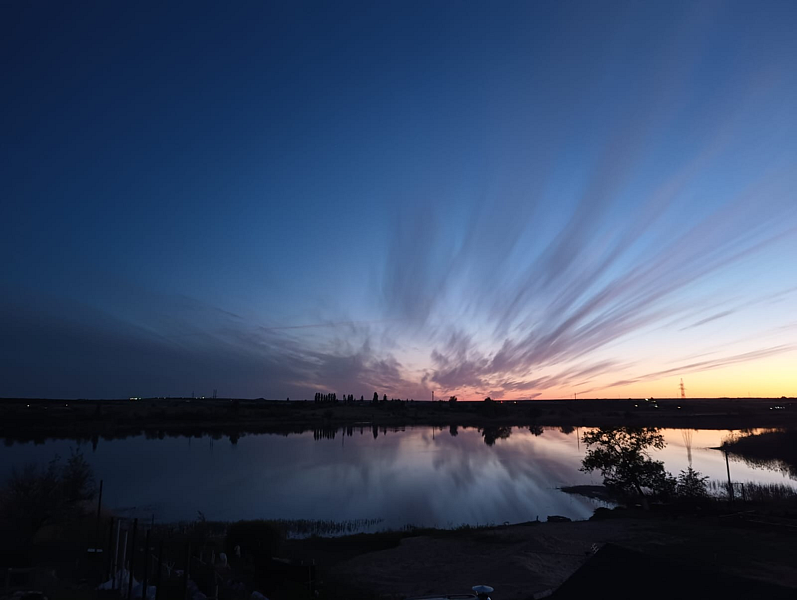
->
[[721, 428, 797, 478], [5, 504, 797, 599]]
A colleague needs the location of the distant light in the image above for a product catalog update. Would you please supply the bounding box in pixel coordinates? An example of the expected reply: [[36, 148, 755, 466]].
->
[[677, 406, 681, 409], [26, 404, 30, 408]]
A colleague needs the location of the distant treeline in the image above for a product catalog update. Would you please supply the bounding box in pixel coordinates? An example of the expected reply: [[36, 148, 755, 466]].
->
[[313, 392, 418, 403], [2, 397, 795, 446]]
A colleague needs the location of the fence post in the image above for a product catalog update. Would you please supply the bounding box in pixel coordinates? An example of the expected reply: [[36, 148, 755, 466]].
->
[[182, 542, 191, 600], [120, 530, 128, 594], [94, 480, 103, 554], [112, 520, 122, 590], [724, 451, 734, 503], [155, 540, 164, 600], [142, 527, 151, 599], [128, 519, 137, 600], [107, 517, 115, 579]]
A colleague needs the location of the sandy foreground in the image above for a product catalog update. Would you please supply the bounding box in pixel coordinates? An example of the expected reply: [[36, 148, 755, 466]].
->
[[330, 516, 797, 599]]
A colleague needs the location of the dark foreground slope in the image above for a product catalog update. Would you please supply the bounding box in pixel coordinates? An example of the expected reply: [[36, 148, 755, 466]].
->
[[325, 510, 797, 599]]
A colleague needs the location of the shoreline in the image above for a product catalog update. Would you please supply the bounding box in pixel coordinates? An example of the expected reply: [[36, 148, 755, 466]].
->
[[1, 396, 794, 443]]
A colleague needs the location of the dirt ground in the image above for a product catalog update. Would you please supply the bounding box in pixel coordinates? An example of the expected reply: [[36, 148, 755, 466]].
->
[[328, 514, 797, 599]]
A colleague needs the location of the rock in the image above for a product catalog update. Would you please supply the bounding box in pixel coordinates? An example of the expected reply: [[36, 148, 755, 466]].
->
[[546, 515, 572, 523]]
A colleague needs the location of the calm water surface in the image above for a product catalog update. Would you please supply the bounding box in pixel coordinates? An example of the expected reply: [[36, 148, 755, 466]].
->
[[1, 426, 793, 529]]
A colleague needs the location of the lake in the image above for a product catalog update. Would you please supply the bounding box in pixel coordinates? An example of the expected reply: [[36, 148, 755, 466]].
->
[[1, 426, 794, 530]]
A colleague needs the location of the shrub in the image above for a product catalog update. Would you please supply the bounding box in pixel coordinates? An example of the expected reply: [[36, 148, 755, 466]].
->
[[0, 449, 96, 546], [226, 520, 282, 560], [675, 467, 709, 500]]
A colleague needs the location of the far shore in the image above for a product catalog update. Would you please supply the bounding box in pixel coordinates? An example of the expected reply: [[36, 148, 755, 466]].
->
[[1, 396, 794, 444]]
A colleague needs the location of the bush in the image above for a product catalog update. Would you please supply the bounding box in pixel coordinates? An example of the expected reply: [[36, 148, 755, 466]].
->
[[226, 520, 283, 560], [675, 467, 709, 500], [1, 449, 96, 542]]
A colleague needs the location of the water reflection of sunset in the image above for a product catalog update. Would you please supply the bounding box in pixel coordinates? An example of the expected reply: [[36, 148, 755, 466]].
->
[[1, 427, 793, 528]]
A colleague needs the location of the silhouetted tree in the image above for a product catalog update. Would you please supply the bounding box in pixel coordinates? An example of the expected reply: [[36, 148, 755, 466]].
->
[[449, 424, 459, 437], [480, 396, 497, 417], [373, 392, 379, 404], [2, 450, 96, 545], [580, 427, 673, 508], [449, 395, 457, 405], [382, 394, 387, 402], [675, 467, 709, 500], [482, 426, 511, 446]]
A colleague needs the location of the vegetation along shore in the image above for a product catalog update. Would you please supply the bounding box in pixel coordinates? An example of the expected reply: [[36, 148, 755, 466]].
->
[[1, 396, 794, 444]]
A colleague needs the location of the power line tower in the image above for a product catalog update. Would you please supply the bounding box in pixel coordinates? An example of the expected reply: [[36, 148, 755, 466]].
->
[[680, 378, 686, 399]]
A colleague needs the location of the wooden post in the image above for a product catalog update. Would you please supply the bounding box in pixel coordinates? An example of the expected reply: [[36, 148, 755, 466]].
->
[[120, 530, 128, 592], [128, 519, 137, 600], [725, 450, 734, 503], [142, 528, 151, 600], [107, 517, 115, 579], [112, 519, 121, 590], [94, 480, 103, 553], [182, 542, 191, 600], [154, 540, 163, 600]]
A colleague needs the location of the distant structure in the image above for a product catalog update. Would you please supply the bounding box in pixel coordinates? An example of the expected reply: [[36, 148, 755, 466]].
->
[[679, 379, 691, 466], [682, 429, 693, 467]]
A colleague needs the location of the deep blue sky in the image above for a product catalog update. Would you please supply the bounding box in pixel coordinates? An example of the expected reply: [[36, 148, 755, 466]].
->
[[2, 1, 796, 399]]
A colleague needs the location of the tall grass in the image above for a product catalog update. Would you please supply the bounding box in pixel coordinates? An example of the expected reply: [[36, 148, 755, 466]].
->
[[706, 480, 797, 503], [163, 516, 385, 541], [269, 517, 385, 538], [720, 429, 797, 479]]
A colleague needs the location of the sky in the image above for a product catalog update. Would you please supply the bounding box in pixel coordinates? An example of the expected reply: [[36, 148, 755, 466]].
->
[[2, 1, 796, 401]]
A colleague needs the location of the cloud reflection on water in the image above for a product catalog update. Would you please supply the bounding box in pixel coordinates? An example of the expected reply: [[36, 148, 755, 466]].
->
[[1, 427, 794, 527]]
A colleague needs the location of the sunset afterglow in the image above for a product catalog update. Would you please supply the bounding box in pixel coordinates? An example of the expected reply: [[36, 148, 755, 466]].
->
[[2, 2, 796, 400]]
